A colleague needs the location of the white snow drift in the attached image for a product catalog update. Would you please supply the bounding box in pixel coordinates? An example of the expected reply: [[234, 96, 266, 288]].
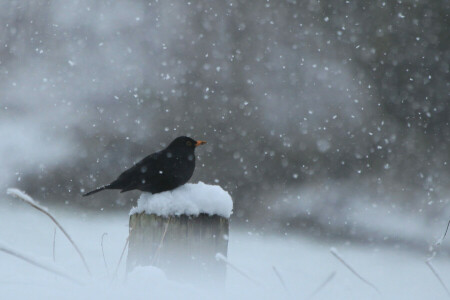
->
[[129, 182, 233, 218]]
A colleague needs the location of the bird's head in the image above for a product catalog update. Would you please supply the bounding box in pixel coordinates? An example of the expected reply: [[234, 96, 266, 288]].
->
[[168, 136, 207, 150]]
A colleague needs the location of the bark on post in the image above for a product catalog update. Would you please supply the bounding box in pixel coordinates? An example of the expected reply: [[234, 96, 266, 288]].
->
[[126, 212, 230, 285]]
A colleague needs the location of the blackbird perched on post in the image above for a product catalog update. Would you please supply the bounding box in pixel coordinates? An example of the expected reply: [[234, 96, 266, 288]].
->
[[83, 136, 206, 196]]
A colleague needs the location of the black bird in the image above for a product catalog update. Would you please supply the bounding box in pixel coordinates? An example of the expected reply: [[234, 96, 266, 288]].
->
[[83, 136, 206, 196]]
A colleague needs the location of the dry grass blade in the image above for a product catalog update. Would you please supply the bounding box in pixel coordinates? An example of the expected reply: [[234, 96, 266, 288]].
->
[[330, 248, 381, 295], [308, 271, 336, 299], [151, 216, 171, 265], [112, 235, 129, 282], [0, 242, 82, 285], [272, 266, 289, 294], [101, 233, 110, 276], [52, 228, 56, 262], [215, 253, 261, 286], [442, 220, 450, 241], [7, 188, 92, 276], [435, 220, 450, 247], [426, 259, 450, 298]]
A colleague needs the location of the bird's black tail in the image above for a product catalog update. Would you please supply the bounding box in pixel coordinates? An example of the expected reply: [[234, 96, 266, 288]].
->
[[83, 185, 110, 197]]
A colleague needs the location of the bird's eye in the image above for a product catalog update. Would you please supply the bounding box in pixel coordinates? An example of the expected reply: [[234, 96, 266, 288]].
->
[[186, 141, 192, 146]]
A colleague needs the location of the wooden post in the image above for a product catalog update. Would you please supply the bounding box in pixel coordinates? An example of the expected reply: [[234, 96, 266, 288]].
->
[[126, 212, 229, 286]]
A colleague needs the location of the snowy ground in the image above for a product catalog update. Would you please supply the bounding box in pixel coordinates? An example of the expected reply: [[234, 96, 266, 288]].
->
[[0, 197, 449, 300]]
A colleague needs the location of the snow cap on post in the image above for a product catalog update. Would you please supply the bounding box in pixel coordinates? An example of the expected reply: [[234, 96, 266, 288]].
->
[[130, 182, 233, 218]]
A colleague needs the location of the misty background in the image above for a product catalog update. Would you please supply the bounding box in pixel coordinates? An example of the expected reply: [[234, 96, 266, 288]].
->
[[1, 0, 449, 250]]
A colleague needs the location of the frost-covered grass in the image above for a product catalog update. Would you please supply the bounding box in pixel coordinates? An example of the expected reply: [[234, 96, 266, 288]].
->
[[0, 199, 450, 300]]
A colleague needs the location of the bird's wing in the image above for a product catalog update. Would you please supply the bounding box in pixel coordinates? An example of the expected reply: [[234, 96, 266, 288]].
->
[[109, 151, 163, 190]]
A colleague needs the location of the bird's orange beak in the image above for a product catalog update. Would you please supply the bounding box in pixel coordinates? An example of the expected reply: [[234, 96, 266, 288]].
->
[[195, 140, 207, 147]]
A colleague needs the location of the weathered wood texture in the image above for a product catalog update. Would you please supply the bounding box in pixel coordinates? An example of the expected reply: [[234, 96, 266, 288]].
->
[[127, 212, 229, 285]]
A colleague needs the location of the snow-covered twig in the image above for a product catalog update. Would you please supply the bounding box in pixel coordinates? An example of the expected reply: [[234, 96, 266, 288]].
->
[[425, 259, 450, 298], [272, 266, 290, 294], [215, 253, 261, 286], [308, 271, 336, 299], [330, 247, 381, 295], [0, 241, 82, 285], [6, 188, 92, 276], [101, 233, 110, 276]]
